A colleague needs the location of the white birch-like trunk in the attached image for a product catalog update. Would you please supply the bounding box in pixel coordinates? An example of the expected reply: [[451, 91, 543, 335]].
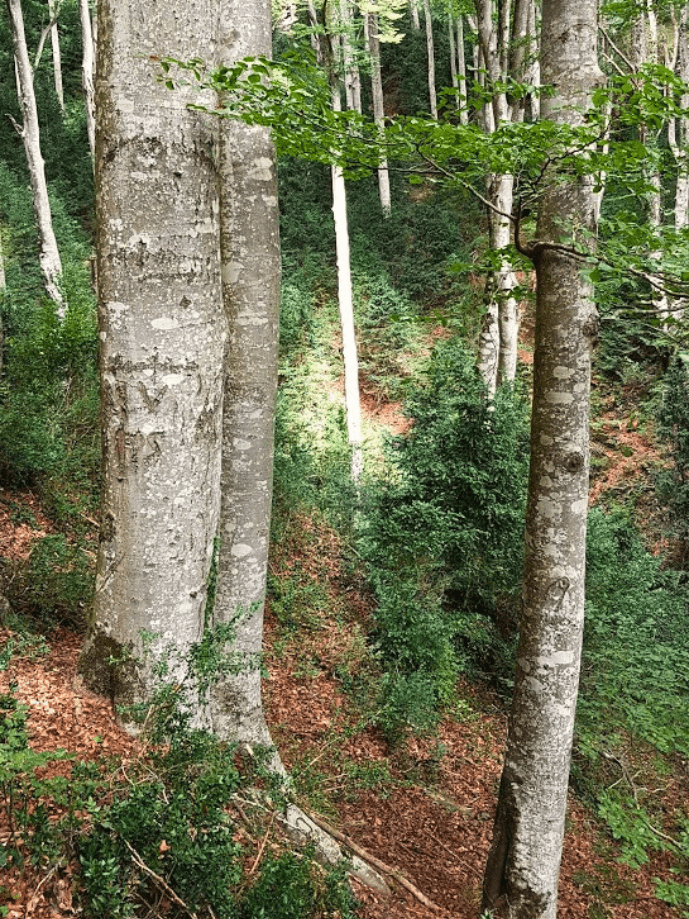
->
[[368, 12, 391, 216], [80, 0, 226, 711], [339, 0, 362, 114], [331, 98, 363, 480], [409, 0, 420, 30], [456, 16, 468, 125], [47, 0, 64, 111], [482, 2, 602, 915], [423, 0, 437, 119], [670, 7, 689, 231], [79, 0, 96, 161], [7, 0, 64, 314], [474, 0, 523, 393], [208, 0, 281, 754]]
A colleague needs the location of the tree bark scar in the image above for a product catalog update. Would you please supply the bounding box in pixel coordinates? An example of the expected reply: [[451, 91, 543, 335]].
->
[[563, 451, 584, 473], [482, 764, 521, 914]]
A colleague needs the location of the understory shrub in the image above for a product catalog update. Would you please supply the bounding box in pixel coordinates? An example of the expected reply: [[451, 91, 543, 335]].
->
[[0, 632, 358, 919], [656, 356, 689, 562], [360, 336, 530, 732]]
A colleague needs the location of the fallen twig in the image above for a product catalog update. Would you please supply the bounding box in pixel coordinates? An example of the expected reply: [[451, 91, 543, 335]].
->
[[302, 807, 444, 914], [124, 839, 198, 919]]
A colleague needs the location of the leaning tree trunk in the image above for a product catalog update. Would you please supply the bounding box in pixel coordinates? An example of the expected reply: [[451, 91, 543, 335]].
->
[[80, 0, 226, 713], [208, 0, 281, 754], [482, 0, 602, 916], [7, 0, 64, 314]]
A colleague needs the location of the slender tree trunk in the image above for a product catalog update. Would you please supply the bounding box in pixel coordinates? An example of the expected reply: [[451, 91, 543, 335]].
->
[[47, 0, 64, 111], [409, 0, 420, 30], [423, 0, 437, 119], [79, 0, 96, 161], [332, 92, 363, 480], [208, 0, 281, 754], [339, 0, 362, 114], [80, 0, 226, 711], [456, 16, 468, 125], [482, 2, 602, 915], [368, 12, 391, 215], [474, 0, 522, 394], [7, 0, 64, 314], [0, 229, 5, 378]]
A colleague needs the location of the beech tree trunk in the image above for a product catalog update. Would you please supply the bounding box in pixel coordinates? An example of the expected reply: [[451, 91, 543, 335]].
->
[[47, 0, 64, 111], [423, 0, 437, 119], [79, 0, 95, 160], [482, 1, 602, 916], [208, 0, 281, 753], [7, 0, 64, 314], [474, 0, 531, 395], [80, 0, 226, 711], [368, 12, 391, 215], [339, 0, 362, 114], [409, 0, 420, 30], [331, 94, 363, 481]]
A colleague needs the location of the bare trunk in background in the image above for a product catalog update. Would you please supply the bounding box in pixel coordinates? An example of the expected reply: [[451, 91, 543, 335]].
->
[[482, 1, 602, 915], [423, 0, 437, 118], [80, 0, 226, 712], [79, 0, 96, 160], [47, 0, 64, 111], [7, 0, 64, 314], [368, 12, 391, 215]]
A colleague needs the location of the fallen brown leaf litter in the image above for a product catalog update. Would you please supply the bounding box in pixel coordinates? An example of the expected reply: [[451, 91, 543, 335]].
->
[[0, 479, 684, 919]]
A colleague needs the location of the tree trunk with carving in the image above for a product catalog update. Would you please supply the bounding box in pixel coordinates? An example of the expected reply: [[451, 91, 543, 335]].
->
[[481, 1, 602, 916], [80, 0, 226, 711]]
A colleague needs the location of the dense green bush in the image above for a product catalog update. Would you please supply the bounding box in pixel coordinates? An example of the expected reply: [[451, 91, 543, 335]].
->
[[656, 356, 689, 561], [360, 336, 530, 730], [579, 508, 689, 758]]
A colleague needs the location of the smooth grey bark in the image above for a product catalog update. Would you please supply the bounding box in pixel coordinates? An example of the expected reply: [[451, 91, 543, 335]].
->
[[7, 0, 64, 313], [209, 0, 281, 753], [339, 0, 362, 114], [474, 0, 535, 394], [482, 1, 602, 916], [367, 12, 391, 215], [423, 0, 437, 119], [47, 0, 64, 111], [80, 0, 226, 711], [409, 0, 420, 30], [79, 0, 96, 161]]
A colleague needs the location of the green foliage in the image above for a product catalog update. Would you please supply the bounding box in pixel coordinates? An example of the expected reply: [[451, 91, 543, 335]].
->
[[580, 509, 689, 758], [5, 535, 94, 629], [360, 336, 530, 733], [656, 357, 689, 558]]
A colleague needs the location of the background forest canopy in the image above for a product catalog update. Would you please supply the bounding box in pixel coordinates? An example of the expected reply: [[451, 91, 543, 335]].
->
[[0, 0, 689, 917]]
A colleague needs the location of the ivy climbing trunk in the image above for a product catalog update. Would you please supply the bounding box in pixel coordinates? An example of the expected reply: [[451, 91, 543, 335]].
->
[[481, 0, 602, 915], [80, 0, 226, 711]]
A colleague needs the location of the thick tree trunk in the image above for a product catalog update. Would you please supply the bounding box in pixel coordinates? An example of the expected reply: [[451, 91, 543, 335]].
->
[[79, 0, 96, 160], [482, 1, 602, 916], [47, 0, 64, 111], [423, 0, 437, 119], [368, 12, 391, 216], [7, 0, 64, 314], [80, 0, 226, 712], [208, 0, 281, 754]]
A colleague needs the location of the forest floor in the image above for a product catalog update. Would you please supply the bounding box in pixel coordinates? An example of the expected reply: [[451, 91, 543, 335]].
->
[[0, 407, 685, 919], [0, 319, 685, 918]]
